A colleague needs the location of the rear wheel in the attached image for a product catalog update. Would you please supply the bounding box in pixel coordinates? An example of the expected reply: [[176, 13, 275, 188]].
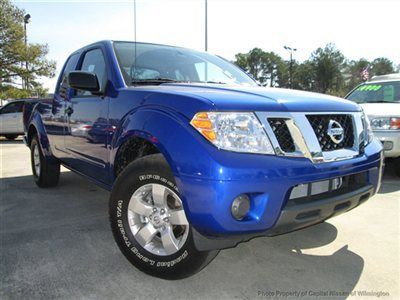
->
[[109, 154, 218, 279], [30, 135, 60, 187], [5, 134, 18, 140]]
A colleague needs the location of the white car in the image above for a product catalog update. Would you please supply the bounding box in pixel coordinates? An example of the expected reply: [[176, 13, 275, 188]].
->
[[346, 73, 400, 176], [0, 100, 25, 140]]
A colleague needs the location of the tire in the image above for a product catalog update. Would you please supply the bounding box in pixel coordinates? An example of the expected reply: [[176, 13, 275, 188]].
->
[[109, 154, 218, 279], [394, 158, 400, 177], [30, 135, 60, 188], [5, 134, 18, 140]]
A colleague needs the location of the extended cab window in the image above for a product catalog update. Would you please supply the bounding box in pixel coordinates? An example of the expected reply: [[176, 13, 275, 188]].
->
[[58, 53, 80, 98], [58, 54, 79, 91], [76, 49, 106, 96]]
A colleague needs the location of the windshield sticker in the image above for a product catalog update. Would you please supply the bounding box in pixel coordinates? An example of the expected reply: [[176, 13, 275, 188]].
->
[[357, 85, 382, 91], [383, 85, 395, 101]]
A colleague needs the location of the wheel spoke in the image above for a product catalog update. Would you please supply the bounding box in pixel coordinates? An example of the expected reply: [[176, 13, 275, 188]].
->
[[161, 225, 179, 255], [128, 197, 153, 217], [169, 209, 188, 225], [135, 223, 158, 246], [152, 184, 167, 206]]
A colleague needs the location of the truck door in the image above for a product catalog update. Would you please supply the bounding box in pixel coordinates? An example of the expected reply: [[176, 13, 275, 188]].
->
[[46, 53, 80, 158], [64, 47, 110, 184]]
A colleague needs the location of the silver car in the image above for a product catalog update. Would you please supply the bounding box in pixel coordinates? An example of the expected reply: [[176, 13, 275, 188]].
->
[[0, 100, 25, 140], [346, 73, 400, 176]]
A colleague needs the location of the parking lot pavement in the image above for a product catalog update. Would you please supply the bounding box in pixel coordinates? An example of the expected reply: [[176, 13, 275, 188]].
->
[[1, 138, 399, 300]]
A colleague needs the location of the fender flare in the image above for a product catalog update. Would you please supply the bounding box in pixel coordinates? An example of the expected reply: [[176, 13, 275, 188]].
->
[[27, 112, 55, 159], [110, 107, 219, 182]]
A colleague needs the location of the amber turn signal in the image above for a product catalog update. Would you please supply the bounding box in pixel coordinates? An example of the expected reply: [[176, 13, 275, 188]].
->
[[190, 112, 217, 141]]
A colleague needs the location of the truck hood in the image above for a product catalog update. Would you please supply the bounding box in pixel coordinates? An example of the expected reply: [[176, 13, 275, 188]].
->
[[359, 103, 400, 117], [127, 84, 361, 119]]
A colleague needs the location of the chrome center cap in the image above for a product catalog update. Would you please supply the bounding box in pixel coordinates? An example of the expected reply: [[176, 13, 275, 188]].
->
[[149, 208, 168, 228]]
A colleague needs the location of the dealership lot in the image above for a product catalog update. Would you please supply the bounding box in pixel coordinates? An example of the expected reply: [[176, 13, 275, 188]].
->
[[1, 138, 399, 299]]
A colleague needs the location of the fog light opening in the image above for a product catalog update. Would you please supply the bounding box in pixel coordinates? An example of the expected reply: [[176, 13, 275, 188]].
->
[[231, 194, 250, 221]]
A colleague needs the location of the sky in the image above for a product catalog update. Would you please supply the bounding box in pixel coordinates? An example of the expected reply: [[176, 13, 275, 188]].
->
[[12, 0, 400, 92]]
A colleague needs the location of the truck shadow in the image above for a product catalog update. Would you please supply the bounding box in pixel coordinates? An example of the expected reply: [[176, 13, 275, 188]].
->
[[379, 160, 400, 194], [0, 138, 24, 144], [0, 171, 369, 299], [203, 223, 363, 299]]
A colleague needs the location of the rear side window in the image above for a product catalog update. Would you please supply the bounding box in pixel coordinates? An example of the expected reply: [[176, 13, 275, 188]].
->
[[1, 101, 23, 114], [57, 53, 80, 96], [76, 49, 106, 96]]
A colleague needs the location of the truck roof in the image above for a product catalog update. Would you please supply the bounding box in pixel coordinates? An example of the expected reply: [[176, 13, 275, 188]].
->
[[368, 73, 400, 83]]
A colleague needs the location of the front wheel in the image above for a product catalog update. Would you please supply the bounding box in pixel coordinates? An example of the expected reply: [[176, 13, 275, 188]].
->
[[109, 154, 218, 279]]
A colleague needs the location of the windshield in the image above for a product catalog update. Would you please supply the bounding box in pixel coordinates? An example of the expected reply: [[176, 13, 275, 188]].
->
[[346, 81, 400, 103], [113, 42, 257, 86]]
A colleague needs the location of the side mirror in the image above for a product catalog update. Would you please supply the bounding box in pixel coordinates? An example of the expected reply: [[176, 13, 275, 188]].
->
[[68, 71, 100, 93]]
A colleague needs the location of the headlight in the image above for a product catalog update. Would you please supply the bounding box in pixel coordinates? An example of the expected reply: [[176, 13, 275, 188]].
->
[[362, 111, 374, 144], [370, 116, 400, 130], [190, 112, 275, 154]]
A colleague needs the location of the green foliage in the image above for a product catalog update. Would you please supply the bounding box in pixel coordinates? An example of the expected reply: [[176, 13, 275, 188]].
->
[[344, 58, 370, 92], [0, 84, 48, 99], [370, 58, 395, 76], [234, 45, 398, 97], [0, 0, 55, 99], [235, 48, 285, 87], [309, 43, 346, 94], [292, 60, 315, 91]]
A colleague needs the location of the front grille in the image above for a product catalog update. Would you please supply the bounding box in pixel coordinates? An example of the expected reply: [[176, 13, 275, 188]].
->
[[307, 114, 354, 151], [268, 118, 295, 152]]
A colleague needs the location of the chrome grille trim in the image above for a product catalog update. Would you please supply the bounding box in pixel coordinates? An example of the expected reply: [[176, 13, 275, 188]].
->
[[256, 111, 365, 163]]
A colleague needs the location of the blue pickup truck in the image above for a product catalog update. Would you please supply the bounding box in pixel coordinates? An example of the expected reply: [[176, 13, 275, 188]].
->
[[24, 40, 383, 279]]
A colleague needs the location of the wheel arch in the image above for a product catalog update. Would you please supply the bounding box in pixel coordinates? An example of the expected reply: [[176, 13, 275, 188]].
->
[[113, 134, 164, 178], [109, 107, 219, 187], [27, 112, 54, 159]]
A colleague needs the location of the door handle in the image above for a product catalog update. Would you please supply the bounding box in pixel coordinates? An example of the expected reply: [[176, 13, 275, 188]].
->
[[65, 107, 74, 115]]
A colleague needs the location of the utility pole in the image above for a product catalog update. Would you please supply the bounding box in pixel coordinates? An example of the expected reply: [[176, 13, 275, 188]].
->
[[284, 45, 297, 89], [24, 14, 31, 90], [205, 0, 208, 51]]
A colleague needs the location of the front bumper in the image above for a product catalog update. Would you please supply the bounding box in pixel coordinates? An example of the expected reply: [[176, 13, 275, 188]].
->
[[373, 130, 400, 158], [176, 139, 384, 251], [192, 184, 375, 250]]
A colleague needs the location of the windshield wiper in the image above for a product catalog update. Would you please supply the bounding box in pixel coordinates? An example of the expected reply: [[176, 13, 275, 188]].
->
[[131, 78, 189, 85], [204, 81, 227, 84]]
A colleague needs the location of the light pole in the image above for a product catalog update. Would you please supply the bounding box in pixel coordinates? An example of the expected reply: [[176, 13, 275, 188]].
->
[[205, 0, 208, 51], [24, 14, 31, 90], [284, 45, 297, 89]]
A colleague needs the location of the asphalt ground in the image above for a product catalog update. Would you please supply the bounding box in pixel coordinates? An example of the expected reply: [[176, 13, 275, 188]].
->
[[1, 137, 399, 299]]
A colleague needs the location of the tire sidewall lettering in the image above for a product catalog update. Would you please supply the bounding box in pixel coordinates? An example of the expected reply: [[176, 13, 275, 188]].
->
[[115, 174, 188, 268]]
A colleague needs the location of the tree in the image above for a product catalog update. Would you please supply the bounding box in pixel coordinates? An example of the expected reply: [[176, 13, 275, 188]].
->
[[370, 57, 395, 76], [309, 43, 346, 94], [235, 48, 285, 87], [0, 0, 55, 98], [292, 60, 315, 91], [344, 58, 370, 92]]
